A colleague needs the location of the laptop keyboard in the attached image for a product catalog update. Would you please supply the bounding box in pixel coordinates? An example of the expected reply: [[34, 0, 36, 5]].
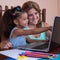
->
[[33, 42, 49, 49]]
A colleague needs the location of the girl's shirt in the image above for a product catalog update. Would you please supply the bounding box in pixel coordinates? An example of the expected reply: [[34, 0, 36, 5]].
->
[[24, 22, 48, 40], [9, 27, 27, 48]]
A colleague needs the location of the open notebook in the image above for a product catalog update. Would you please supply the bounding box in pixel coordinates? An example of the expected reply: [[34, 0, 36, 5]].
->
[[17, 16, 60, 52]]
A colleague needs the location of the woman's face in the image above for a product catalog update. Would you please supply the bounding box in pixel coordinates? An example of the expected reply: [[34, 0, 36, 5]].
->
[[28, 8, 40, 25]]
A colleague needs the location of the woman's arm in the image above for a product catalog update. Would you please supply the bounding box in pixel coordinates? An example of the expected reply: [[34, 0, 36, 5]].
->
[[26, 36, 48, 43], [44, 22, 52, 39]]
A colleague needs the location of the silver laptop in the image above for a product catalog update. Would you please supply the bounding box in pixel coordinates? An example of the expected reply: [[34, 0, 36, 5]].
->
[[17, 17, 60, 52]]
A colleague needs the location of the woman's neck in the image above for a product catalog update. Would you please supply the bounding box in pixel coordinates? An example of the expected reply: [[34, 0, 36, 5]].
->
[[28, 24, 37, 29]]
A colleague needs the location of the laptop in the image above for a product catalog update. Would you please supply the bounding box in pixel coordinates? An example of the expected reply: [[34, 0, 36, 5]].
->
[[17, 17, 60, 52]]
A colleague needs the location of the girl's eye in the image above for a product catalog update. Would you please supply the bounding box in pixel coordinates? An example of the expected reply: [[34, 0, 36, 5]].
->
[[23, 19, 26, 20], [28, 14, 33, 17]]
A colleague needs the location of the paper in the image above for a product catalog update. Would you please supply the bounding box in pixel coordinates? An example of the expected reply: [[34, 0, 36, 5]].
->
[[0, 49, 25, 59], [0, 49, 41, 60]]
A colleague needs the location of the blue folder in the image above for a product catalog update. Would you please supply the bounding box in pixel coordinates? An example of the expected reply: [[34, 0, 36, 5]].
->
[[5, 57, 16, 60]]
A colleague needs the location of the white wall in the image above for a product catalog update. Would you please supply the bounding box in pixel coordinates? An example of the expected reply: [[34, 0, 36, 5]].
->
[[0, 0, 28, 8], [32, 0, 58, 25], [0, 0, 58, 25], [57, 0, 60, 16]]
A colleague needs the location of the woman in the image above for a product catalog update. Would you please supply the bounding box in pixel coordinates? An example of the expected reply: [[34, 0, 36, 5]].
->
[[22, 1, 52, 43]]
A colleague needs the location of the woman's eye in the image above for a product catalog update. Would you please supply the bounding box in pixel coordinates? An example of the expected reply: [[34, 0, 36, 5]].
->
[[24, 19, 26, 20], [35, 12, 38, 15]]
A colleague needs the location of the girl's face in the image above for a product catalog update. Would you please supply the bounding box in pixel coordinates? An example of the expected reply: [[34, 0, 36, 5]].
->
[[17, 12, 28, 28], [28, 8, 40, 25]]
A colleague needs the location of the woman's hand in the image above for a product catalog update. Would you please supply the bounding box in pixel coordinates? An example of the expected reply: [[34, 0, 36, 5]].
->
[[44, 22, 52, 31], [49, 26, 52, 31]]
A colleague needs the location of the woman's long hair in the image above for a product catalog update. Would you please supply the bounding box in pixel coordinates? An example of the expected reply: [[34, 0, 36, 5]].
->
[[22, 1, 42, 27]]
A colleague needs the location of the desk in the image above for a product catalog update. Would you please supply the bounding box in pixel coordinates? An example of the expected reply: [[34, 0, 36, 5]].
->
[[0, 47, 60, 60], [49, 46, 60, 53], [0, 54, 10, 60]]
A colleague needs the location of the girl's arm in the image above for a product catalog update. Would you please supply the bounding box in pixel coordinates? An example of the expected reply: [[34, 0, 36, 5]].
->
[[12, 26, 51, 38]]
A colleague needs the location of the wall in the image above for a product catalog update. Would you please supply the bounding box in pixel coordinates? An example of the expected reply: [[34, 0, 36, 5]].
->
[[57, 0, 60, 16], [0, 0, 58, 25]]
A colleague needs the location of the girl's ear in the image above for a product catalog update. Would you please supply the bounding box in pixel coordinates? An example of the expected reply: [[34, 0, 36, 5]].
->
[[14, 19, 18, 25]]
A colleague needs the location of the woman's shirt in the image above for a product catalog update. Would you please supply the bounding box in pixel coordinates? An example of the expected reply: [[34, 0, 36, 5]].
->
[[24, 22, 48, 40], [9, 27, 27, 48]]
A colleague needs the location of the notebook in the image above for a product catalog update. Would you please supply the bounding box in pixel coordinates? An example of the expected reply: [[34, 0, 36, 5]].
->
[[17, 16, 60, 52]]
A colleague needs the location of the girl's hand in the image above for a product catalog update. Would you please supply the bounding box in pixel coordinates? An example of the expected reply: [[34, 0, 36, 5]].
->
[[4, 42, 12, 49]]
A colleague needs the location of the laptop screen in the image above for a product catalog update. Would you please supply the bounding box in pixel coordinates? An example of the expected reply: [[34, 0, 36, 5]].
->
[[48, 17, 60, 50], [50, 17, 60, 44]]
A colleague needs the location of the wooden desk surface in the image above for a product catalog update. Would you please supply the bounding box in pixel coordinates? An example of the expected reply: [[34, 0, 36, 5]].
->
[[0, 54, 10, 60], [49, 47, 60, 53], [0, 47, 60, 60]]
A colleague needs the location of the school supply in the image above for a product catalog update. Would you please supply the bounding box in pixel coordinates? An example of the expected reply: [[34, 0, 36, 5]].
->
[[18, 51, 59, 60], [19, 51, 58, 58]]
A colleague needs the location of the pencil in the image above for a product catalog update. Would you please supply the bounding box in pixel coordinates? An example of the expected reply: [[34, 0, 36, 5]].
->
[[19, 51, 58, 59]]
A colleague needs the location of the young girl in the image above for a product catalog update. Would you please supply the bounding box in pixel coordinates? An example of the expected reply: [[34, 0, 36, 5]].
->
[[1, 6, 52, 49]]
